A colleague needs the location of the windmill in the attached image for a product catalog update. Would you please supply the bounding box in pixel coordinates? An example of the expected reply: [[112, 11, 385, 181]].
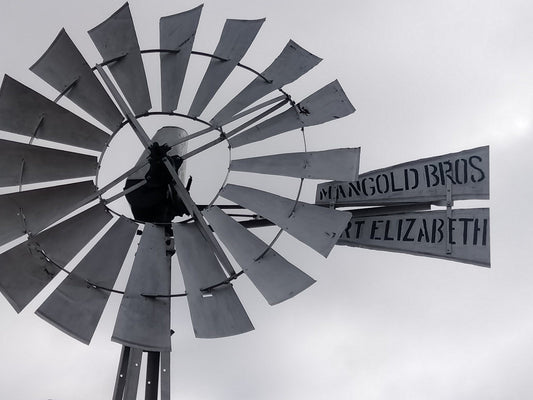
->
[[0, 3, 490, 399]]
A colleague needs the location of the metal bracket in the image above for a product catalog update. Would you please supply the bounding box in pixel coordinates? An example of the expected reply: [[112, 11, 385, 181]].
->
[[53, 76, 80, 103], [254, 228, 283, 262], [99, 51, 128, 67], [329, 184, 338, 209], [86, 280, 125, 295], [445, 177, 453, 255], [112, 346, 171, 400], [236, 62, 273, 83], [18, 158, 25, 192], [29, 114, 45, 144], [17, 207, 29, 236], [288, 178, 304, 218], [200, 270, 244, 293]]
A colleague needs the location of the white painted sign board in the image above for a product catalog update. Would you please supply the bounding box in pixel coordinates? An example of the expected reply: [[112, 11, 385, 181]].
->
[[338, 208, 490, 267], [316, 146, 489, 206]]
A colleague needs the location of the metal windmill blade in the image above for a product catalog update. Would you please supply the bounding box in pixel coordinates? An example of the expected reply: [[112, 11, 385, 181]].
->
[[112, 223, 171, 352], [229, 148, 361, 181], [0, 1, 358, 344], [160, 5, 203, 112], [203, 206, 315, 305], [0, 3, 496, 400], [0, 75, 110, 151], [173, 221, 254, 338], [0, 204, 111, 312], [228, 80, 356, 148], [35, 216, 137, 344], [88, 3, 151, 115], [220, 184, 352, 257], [30, 28, 123, 132], [188, 18, 265, 117], [0, 139, 97, 187], [210, 39, 322, 126], [0, 181, 97, 247], [0, 4, 445, 400]]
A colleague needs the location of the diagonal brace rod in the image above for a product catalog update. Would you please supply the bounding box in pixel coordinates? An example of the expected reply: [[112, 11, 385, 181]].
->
[[163, 158, 236, 276], [95, 64, 152, 148]]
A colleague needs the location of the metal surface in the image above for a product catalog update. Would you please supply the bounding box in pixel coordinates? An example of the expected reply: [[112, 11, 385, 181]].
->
[[112, 224, 171, 352], [88, 3, 151, 115], [30, 28, 123, 132], [0, 76, 110, 151], [35, 217, 137, 344], [220, 184, 352, 257], [123, 347, 143, 400], [173, 222, 254, 338], [230, 148, 361, 181], [0, 204, 111, 312], [145, 352, 160, 400], [112, 346, 130, 400], [229, 80, 355, 148], [204, 206, 315, 305], [316, 146, 490, 206], [211, 40, 322, 126], [160, 352, 170, 400], [188, 18, 265, 117], [337, 208, 490, 267], [0, 180, 96, 247], [0, 139, 97, 187], [160, 5, 203, 112]]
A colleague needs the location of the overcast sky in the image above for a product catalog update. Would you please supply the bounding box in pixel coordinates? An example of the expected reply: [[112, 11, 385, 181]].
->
[[0, 0, 532, 399]]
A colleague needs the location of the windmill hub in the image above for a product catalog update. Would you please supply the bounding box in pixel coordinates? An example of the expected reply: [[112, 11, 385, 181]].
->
[[124, 137, 191, 224]]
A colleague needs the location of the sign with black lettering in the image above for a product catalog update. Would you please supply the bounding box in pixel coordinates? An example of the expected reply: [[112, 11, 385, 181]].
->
[[315, 146, 489, 206], [337, 208, 490, 267]]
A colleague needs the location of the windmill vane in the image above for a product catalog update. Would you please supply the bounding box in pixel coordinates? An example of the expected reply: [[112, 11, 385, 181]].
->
[[0, 3, 489, 399]]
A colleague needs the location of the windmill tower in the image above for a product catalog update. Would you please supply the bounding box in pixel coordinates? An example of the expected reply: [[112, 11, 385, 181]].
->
[[0, 3, 490, 399]]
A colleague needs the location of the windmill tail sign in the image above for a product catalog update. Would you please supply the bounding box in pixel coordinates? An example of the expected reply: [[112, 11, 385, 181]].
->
[[316, 146, 490, 267]]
